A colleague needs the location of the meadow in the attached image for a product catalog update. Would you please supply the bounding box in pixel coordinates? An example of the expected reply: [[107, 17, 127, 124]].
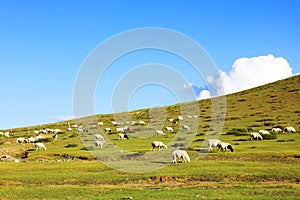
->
[[0, 75, 299, 199]]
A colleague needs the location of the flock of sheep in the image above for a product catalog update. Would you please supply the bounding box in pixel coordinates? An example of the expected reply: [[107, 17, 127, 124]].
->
[[0, 114, 297, 163]]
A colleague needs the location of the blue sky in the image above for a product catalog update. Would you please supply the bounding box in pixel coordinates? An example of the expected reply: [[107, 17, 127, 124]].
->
[[0, 0, 299, 129]]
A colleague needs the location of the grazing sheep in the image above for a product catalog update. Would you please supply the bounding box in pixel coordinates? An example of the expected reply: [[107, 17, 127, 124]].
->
[[250, 132, 263, 140], [66, 127, 73, 132], [283, 126, 296, 133], [118, 133, 129, 140], [27, 137, 37, 143], [39, 130, 47, 134], [52, 133, 58, 140], [165, 127, 174, 133], [271, 128, 282, 133], [94, 140, 105, 148], [259, 130, 270, 135], [172, 150, 190, 163], [35, 142, 47, 150], [217, 142, 234, 152], [33, 130, 40, 134], [181, 125, 190, 131], [94, 134, 105, 141], [155, 130, 166, 137], [111, 121, 118, 126], [116, 127, 125, 133], [177, 116, 183, 121], [186, 116, 193, 119], [16, 137, 27, 143], [3, 132, 10, 138], [0, 132, 3, 136], [53, 129, 63, 134], [139, 120, 146, 125], [104, 128, 112, 134], [151, 141, 167, 151], [207, 139, 222, 152], [98, 122, 104, 126]]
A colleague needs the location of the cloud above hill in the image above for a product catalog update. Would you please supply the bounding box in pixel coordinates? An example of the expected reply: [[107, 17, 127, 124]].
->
[[193, 54, 293, 99]]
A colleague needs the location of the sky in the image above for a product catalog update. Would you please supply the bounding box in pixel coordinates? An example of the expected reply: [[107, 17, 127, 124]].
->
[[0, 0, 299, 129]]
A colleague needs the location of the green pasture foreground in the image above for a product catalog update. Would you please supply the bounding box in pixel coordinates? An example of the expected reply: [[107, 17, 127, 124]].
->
[[1, 156, 299, 199]]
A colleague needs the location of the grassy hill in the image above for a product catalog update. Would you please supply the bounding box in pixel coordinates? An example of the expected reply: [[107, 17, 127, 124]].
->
[[0, 75, 299, 199]]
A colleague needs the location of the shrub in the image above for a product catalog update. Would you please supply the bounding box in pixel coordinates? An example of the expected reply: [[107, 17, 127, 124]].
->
[[65, 143, 78, 148], [262, 134, 277, 140]]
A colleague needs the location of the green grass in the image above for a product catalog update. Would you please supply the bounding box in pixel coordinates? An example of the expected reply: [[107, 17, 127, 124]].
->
[[0, 75, 300, 199]]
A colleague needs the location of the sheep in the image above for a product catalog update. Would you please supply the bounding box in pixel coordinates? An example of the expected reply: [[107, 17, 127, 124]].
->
[[250, 132, 263, 140], [139, 120, 146, 125], [155, 130, 166, 137], [35, 142, 47, 150], [186, 116, 193, 119], [66, 127, 73, 132], [77, 128, 84, 132], [271, 128, 282, 133], [283, 126, 296, 133], [94, 134, 105, 141], [177, 116, 183, 121], [52, 133, 58, 140], [98, 122, 103, 126], [217, 142, 234, 152], [259, 130, 270, 135], [172, 150, 190, 163], [53, 129, 63, 134], [33, 130, 40, 134], [116, 127, 125, 133], [27, 137, 37, 143], [3, 132, 10, 138], [165, 127, 174, 133], [151, 141, 167, 151], [16, 137, 27, 143], [0, 132, 3, 136], [111, 121, 118, 126], [104, 128, 112, 134], [118, 133, 129, 140], [207, 139, 222, 152], [94, 140, 105, 149], [181, 125, 190, 131], [39, 129, 47, 134]]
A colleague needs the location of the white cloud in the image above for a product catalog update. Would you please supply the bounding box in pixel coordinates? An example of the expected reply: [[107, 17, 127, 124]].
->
[[194, 54, 293, 98], [55, 115, 74, 122], [197, 90, 211, 100]]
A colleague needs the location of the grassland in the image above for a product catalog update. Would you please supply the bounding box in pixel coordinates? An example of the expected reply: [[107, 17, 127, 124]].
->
[[0, 75, 299, 199]]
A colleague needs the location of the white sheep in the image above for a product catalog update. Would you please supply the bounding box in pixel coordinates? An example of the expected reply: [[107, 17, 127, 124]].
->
[[259, 130, 270, 135], [33, 130, 40, 134], [104, 128, 112, 134], [111, 121, 118, 126], [151, 141, 167, 151], [0, 132, 3, 136], [165, 127, 174, 133], [155, 130, 166, 137], [217, 142, 234, 152], [98, 122, 104, 126], [53, 129, 63, 134], [177, 116, 183, 121], [3, 132, 10, 138], [283, 126, 296, 133], [16, 137, 27, 143], [94, 140, 105, 148], [116, 127, 125, 133], [118, 133, 129, 140], [172, 150, 190, 163], [139, 120, 146, 125], [181, 125, 190, 131], [271, 128, 282, 133], [35, 142, 47, 150], [94, 134, 105, 141], [66, 127, 73, 132], [207, 139, 222, 152], [250, 132, 263, 140], [27, 137, 37, 143]]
